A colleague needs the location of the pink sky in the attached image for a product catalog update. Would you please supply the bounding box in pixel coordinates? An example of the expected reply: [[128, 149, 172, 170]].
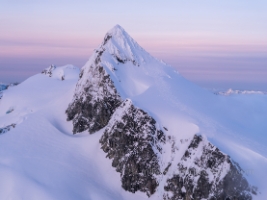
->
[[1, 1, 267, 90]]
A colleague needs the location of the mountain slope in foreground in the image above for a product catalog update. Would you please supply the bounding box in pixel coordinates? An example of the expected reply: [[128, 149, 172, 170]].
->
[[1, 25, 267, 200]]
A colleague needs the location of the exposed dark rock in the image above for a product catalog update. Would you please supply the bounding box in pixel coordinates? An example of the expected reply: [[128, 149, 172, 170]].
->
[[115, 55, 126, 63], [214, 161, 253, 200], [163, 163, 172, 175], [99, 99, 165, 196], [0, 124, 16, 135], [0, 84, 8, 91], [79, 69, 84, 79], [0, 83, 19, 100], [6, 107, 14, 114], [188, 134, 202, 149], [0, 82, 19, 93], [163, 135, 255, 200], [67, 94, 121, 133], [103, 34, 112, 46], [66, 51, 121, 134], [41, 65, 56, 77]]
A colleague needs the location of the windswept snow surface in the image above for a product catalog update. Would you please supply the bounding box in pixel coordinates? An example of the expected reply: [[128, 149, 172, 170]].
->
[[0, 26, 267, 199], [0, 65, 151, 200]]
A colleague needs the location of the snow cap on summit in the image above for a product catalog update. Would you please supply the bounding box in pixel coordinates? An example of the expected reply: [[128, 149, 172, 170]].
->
[[103, 24, 136, 46], [107, 24, 126, 35], [99, 25, 149, 65]]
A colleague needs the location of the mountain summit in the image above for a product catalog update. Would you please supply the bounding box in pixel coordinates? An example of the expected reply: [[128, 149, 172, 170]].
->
[[65, 25, 258, 199], [1, 25, 266, 200], [100, 24, 147, 66]]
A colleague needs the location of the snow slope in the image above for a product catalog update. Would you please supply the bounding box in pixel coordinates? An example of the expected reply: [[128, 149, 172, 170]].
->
[[0, 65, 152, 200], [66, 25, 267, 199], [0, 25, 267, 199]]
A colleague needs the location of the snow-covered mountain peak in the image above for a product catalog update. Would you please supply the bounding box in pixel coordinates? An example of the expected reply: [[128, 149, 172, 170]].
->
[[1, 25, 266, 199], [106, 24, 127, 37], [98, 25, 149, 66], [64, 25, 264, 199]]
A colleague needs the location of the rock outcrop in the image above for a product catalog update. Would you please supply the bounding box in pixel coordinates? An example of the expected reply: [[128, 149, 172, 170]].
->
[[163, 135, 255, 200], [0, 124, 16, 135], [41, 64, 79, 81], [66, 51, 121, 134], [41, 65, 57, 77], [100, 99, 165, 196]]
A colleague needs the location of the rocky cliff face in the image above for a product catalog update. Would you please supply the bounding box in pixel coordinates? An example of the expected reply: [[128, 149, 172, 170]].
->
[[163, 135, 254, 200], [66, 50, 121, 134], [100, 99, 165, 196], [66, 25, 257, 199]]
